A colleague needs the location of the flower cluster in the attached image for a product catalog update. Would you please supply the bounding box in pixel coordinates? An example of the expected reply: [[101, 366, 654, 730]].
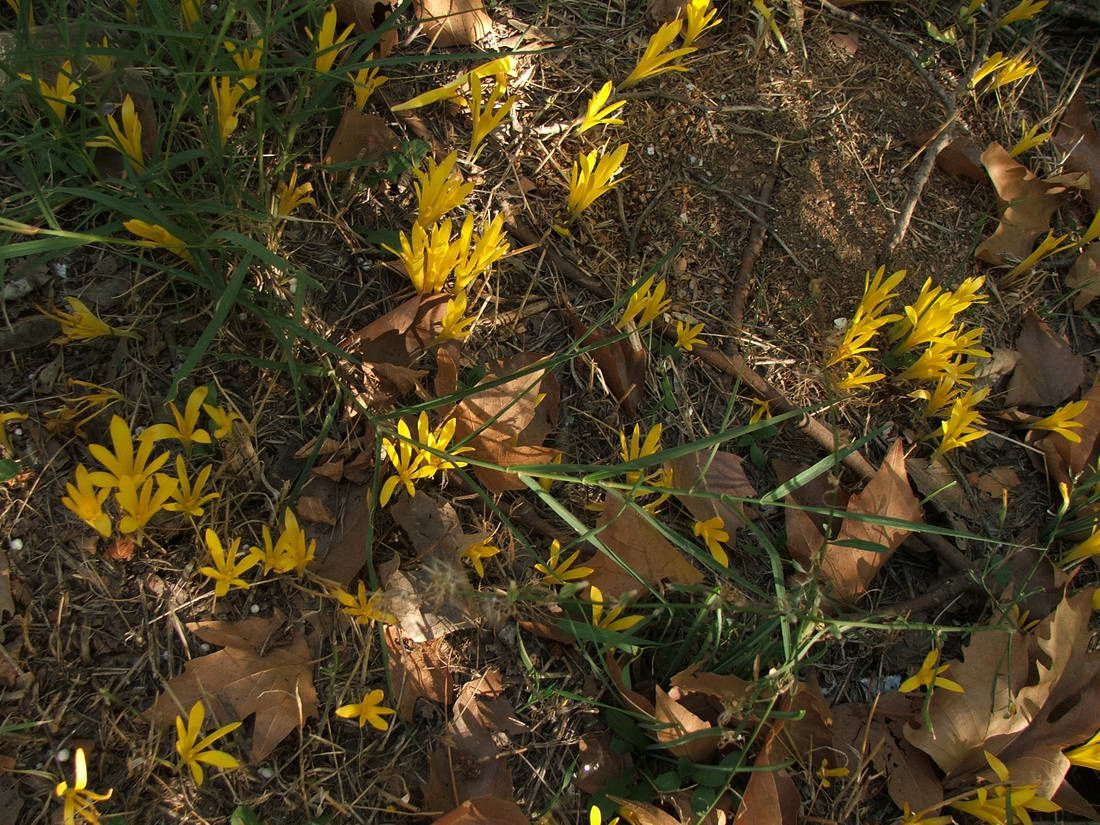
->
[[378, 412, 471, 506]]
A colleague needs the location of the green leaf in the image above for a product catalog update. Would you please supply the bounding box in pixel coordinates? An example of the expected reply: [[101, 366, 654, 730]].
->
[[0, 459, 20, 482], [230, 807, 262, 825]]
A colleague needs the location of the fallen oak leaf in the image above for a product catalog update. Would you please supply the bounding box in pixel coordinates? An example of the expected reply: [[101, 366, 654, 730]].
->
[[384, 626, 453, 722], [414, 0, 492, 46], [653, 685, 720, 762], [340, 292, 451, 368], [1055, 92, 1100, 209], [1067, 242, 1100, 310], [732, 727, 799, 825], [566, 310, 647, 415], [324, 109, 399, 167], [333, 0, 399, 55], [610, 797, 683, 825], [297, 495, 336, 526], [668, 448, 757, 530], [1005, 310, 1085, 408]]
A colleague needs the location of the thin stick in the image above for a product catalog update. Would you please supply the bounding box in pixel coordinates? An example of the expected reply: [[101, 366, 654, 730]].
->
[[879, 570, 981, 617], [729, 171, 778, 335]]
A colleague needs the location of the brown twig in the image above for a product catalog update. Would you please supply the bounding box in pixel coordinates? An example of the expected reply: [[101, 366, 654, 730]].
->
[[879, 569, 982, 617], [729, 172, 778, 335]]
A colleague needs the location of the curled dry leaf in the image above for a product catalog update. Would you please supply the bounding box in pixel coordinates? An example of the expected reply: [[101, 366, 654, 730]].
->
[[1055, 92, 1100, 209], [389, 491, 465, 558], [911, 131, 984, 182], [145, 614, 317, 762], [1005, 310, 1085, 408], [966, 466, 1021, 499], [1067, 242, 1100, 310], [565, 311, 647, 416], [976, 143, 1073, 266], [610, 797, 683, 825], [296, 495, 337, 526], [576, 731, 632, 794], [309, 489, 371, 587], [414, 0, 491, 46], [382, 564, 473, 644], [907, 456, 979, 525], [654, 685, 720, 762], [732, 728, 799, 825], [324, 109, 399, 167], [668, 449, 757, 530], [428, 797, 531, 825]]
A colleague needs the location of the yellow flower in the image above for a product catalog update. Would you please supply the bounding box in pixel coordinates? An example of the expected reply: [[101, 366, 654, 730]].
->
[[589, 584, 643, 633], [437, 290, 476, 342], [748, 397, 772, 424], [828, 266, 905, 366], [899, 802, 954, 825], [160, 455, 219, 517], [87, 94, 145, 173], [274, 168, 317, 218], [116, 474, 176, 540], [198, 528, 257, 596], [617, 275, 669, 330], [888, 276, 987, 355], [1082, 205, 1100, 247], [386, 214, 508, 294], [462, 536, 500, 578], [380, 419, 428, 506], [88, 415, 170, 488], [621, 20, 697, 89], [332, 580, 396, 624], [1009, 120, 1052, 156], [681, 0, 722, 46], [335, 689, 395, 730], [910, 375, 961, 419], [46, 380, 123, 437], [996, 0, 1047, 27], [124, 220, 193, 266], [54, 748, 112, 825], [897, 326, 990, 383], [1065, 730, 1100, 769], [535, 539, 594, 585], [271, 507, 316, 574], [899, 648, 964, 694], [391, 56, 513, 112], [87, 37, 115, 74], [693, 516, 730, 566], [816, 757, 850, 788], [41, 297, 121, 343], [61, 465, 112, 537], [833, 356, 885, 393], [180, 0, 200, 27], [203, 403, 244, 438], [307, 4, 354, 74], [224, 38, 263, 89], [453, 213, 509, 290], [141, 386, 212, 451], [567, 143, 629, 220], [1004, 230, 1073, 280], [949, 750, 1059, 825], [576, 81, 626, 134], [1026, 399, 1088, 443], [619, 422, 663, 485], [416, 412, 472, 477], [752, 0, 787, 51], [210, 75, 256, 142], [934, 386, 988, 456], [20, 60, 79, 122], [413, 151, 473, 227], [674, 320, 705, 351], [348, 64, 387, 110], [0, 411, 27, 455], [175, 700, 241, 785], [1062, 525, 1100, 566], [971, 52, 1037, 91], [460, 72, 515, 155]]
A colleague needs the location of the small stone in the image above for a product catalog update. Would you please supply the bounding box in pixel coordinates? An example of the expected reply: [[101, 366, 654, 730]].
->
[[646, 146, 655, 156], [250, 603, 260, 614], [200, 643, 211, 653], [8, 538, 23, 551], [259, 767, 274, 779], [56, 748, 71, 763]]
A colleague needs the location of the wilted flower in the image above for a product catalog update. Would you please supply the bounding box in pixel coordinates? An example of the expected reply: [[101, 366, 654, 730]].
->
[[175, 700, 241, 785], [348, 63, 387, 110], [816, 758, 850, 788], [20, 60, 79, 122], [1004, 231, 1073, 281], [576, 81, 626, 134], [748, 397, 772, 424], [181, 0, 200, 27], [203, 403, 244, 438], [621, 20, 697, 89], [41, 297, 124, 343], [566, 143, 629, 219], [124, 220, 194, 266], [307, 4, 353, 74], [335, 689, 395, 730], [87, 94, 145, 173], [391, 56, 513, 112]]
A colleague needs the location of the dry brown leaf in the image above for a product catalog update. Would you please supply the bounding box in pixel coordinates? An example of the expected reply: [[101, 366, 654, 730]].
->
[[668, 449, 757, 529], [966, 466, 1021, 499], [333, 0, 398, 55], [773, 458, 847, 570], [669, 665, 752, 709], [384, 626, 452, 722], [607, 652, 657, 718], [103, 535, 135, 561], [414, 0, 491, 45], [1067, 242, 1100, 310], [565, 307, 648, 415], [297, 495, 336, 526], [311, 460, 344, 482], [1006, 311, 1085, 408], [145, 615, 317, 762], [1038, 376, 1100, 488], [294, 437, 341, 459], [382, 565, 473, 644], [586, 492, 703, 598], [976, 143, 1073, 265], [654, 686, 720, 762], [907, 456, 979, 523], [911, 131, 984, 182], [732, 728, 799, 825], [576, 731, 632, 794], [324, 109, 399, 166], [1055, 92, 1100, 209], [309, 491, 371, 587], [429, 797, 530, 825], [342, 294, 450, 367], [611, 798, 683, 825], [389, 492, 465, 558], [646, 0, 686, 24]]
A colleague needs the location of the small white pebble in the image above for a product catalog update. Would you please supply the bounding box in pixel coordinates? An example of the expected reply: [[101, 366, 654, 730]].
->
[[259, 767, 274, 779], [8, 538, 23, 552], [56, 749, 71, 763], [200, 643, 211, 653], [134, 425, 145, 436], [689, 156, 698, 165], [12, 427, 22, 437], [250, 604, 260, 614], [646, 146, 655, 156]]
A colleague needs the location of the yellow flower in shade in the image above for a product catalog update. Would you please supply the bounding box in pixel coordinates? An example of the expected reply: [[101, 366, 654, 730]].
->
[[46, 380, 123, 437], [681, 0, 722, 46], [307, 4, 354, 74], [617, 275, 669, 330], [748, 397, 772, 424], [971, 53, 1037, 91], [816, 758, 850, 788], [674, 320, 705, 351], [413, 151, 473, 227], [1062, 525, 1100, 566], [335, 689, 395, 730], [576, 81, 626, 134], [391, 56, 513, 112], [1004, 231, 1073, 281], [141, 387, 212, 451], [416, 412, 473, 477], [41, 297, 122, 343], [898, 802, 954, 825], [567, 143, 629, 220], [271, 507, 316, 574], [122, 0, 138, 21], [87, 94, 145, 173], [535, 539, 594, 585], [198, 528, 257, 596], [160, 455, 219, 517], [934, 387, 988, 457], [619, 422, 663, 485], [1026, 399, 1088, 443], [20, 60, 79, 122], [210, 76, 256, 142], [888, 276, 986, 355], [453, 213, 509, 290], [436, 291, 476, 342], [124, 220, 194, 266], [332, 580, 396, 624], [897, 327, 990, 383], [88, 415, 170, 488], [899, 648, 964, 694], [224, 39, 263, 89], [950, 750, 1059, 825], [827, 266, 905, 366], [88, 37, 115, 74], [5, 0, 32, 21], [996, 0, 1047, 27], [621, 20, 697, 89], [1065, 730, 1100, 769], [203, 403, 244, 438], [462, 536, 501, 577], [274, 168, 317, 218], [833, 356, 885, 393], [348, 64, 387, 111], [910, 376, 961, 419], [1009, 121, 1052, 156], [116, 475, 177, 539], [62, 465, 112, 537], [0, 411, 27, 455], [693, 516, 730, 566], [181, 0, 200, 27], [589, 584, 644, 633], [1082, 205, 1100, 247], [175, 700, 241, 785], [380, 419, 428, 506], [460, 72, 515, 155], [54, 748, 112, 825]]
